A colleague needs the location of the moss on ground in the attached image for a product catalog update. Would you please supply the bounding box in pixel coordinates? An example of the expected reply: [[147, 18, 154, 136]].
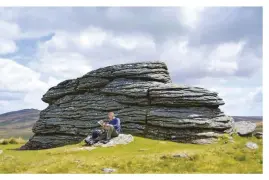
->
[[0, 135, 263, 174]]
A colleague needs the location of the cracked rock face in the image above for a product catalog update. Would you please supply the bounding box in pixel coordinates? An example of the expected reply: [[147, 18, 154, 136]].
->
[[20, 62, 234, 150]]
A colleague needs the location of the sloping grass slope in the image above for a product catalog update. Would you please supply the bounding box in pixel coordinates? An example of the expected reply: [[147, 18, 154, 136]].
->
[[0, 135, 263, 174]]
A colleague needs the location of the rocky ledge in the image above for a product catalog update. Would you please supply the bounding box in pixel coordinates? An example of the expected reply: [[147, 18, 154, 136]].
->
[[20, 62, 234, 150]]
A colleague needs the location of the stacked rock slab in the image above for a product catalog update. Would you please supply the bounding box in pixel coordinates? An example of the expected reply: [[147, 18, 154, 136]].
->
[[20, 62, 234, 150]]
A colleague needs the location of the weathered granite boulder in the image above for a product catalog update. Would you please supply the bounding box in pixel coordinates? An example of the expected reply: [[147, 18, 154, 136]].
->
[[20, 62, 234, 150], [234, 121, 256, 136]]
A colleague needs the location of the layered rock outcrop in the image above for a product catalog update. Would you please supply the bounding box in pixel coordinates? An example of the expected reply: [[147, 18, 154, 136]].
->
[[20, 62, 234, 150]]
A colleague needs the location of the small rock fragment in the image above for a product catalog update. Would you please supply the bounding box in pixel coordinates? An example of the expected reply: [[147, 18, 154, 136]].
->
[[192, 138, 217, 144], [246, 142, 259, 150], [102, 168, 116, 173], [0, 149, 3, 155], [172, 153, 189, 158]]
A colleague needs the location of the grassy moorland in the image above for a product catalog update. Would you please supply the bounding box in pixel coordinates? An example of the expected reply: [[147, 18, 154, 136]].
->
[[0, 127, 33, 140], [0, 134, 263, 174]]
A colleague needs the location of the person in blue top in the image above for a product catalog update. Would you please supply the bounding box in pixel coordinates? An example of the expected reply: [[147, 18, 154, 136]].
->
[[102, 112, 121, 140]]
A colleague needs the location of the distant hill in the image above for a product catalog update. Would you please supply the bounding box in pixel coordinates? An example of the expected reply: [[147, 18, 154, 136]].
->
[[0, 109, 40, 139], [232, 116, 263, 122], [0, 108, 263, 139]]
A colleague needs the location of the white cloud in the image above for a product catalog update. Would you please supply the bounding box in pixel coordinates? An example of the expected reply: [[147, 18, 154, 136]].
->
[[179, 7, 205, 29], [37, 28, 108, 53], [40, 27, 156, 53], [30, 52, 93, 79], [160, 39, 260, 78], [0, 58, 51, 113], [28, 27, 157, 80], [219, 87, 262, 116], [112, 34, 156, 51], [189, 77, 262, 116], [23, 89, 48, 110], [47, 76, 62, 87], [0, 58, 48, 92], [78, 27, 108, 49], [0, 39, 17, 55], [207, 41, 245, 75], [0, 20, 20, 39], [0, 20, 21, 54]]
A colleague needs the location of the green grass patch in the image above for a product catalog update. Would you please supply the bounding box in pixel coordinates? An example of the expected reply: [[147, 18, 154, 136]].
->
[[0, 134, 262, 174]]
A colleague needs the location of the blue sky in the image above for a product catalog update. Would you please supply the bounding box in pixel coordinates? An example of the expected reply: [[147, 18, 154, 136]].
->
[[0, 7, 263, 116]]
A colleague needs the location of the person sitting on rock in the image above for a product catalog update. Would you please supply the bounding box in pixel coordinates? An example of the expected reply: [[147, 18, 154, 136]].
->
[[102, 112, 121, 141]]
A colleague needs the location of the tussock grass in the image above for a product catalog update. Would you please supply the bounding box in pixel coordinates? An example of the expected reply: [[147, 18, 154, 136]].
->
[[0, 134, 263, 174], [0, 137, 26, 145], [255, 122, 263, 133]]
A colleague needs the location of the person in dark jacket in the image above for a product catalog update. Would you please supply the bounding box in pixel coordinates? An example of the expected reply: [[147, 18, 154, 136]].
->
[[102, 112, 121, 140]]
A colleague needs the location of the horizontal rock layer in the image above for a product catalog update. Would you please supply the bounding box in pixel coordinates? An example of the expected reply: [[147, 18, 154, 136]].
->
[[20, 62, 234, 150]]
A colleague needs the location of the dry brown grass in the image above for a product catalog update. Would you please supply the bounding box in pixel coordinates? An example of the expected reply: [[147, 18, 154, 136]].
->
[[256, 121, 263, 127], [0, 137, 26, 145]]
